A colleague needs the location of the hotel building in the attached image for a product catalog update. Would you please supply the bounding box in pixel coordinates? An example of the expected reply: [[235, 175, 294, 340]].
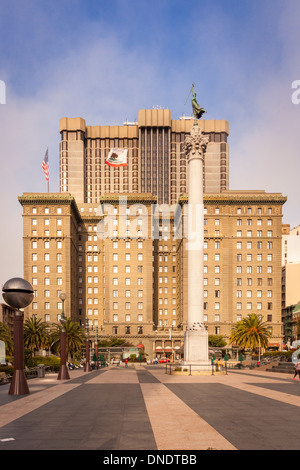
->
[[19, 186, 286, 357]]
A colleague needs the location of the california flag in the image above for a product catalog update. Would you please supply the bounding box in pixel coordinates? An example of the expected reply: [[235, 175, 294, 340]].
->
[[106, 148, 128, 167]]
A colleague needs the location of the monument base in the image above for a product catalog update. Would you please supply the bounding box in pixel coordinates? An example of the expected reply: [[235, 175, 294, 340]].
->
[[183, 327, 210, 371], [9, 369, 30, 395], [57, 364, 70, 380]]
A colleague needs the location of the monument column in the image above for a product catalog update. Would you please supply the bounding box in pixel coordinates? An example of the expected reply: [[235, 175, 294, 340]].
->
[[183, 123, 209, 365]]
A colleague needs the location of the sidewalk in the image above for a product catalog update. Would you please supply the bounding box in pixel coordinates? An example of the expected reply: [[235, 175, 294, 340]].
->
[[0, 364, 300, 451]]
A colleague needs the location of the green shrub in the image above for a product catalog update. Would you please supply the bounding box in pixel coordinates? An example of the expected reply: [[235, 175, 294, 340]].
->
[[0, 366, 13, 376], [263, 351, 292, 358], [30, 356, 61, 372]]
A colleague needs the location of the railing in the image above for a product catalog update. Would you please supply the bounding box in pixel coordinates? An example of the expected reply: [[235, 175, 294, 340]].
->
[[165, 362, 228, 375]]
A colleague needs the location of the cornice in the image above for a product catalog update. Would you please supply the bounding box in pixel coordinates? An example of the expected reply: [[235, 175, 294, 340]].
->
[[179, 192, 287, 205]]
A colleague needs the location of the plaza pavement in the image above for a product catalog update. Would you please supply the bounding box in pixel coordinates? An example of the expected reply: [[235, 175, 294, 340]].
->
[[0, 363, 299, 452]]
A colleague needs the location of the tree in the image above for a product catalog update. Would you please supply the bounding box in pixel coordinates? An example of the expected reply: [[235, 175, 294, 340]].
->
[[97, 337, 133, 347], [24, 317, 51, 356], [208, 334, 227, 348], [50, 318, 86, 358], [229, 313, 271, 352], [0, 322, 13, 355]]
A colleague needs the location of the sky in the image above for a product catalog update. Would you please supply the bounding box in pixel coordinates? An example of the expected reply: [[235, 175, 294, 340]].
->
[[0, 0, 299, 285]]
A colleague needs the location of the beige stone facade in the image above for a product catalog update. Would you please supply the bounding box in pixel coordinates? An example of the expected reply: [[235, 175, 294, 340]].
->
[[19, 189, 286, 357], [59, 110, 229, 205]]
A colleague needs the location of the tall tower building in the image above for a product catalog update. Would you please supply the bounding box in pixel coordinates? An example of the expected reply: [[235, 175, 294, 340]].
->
[[59, 109, 229, 205]]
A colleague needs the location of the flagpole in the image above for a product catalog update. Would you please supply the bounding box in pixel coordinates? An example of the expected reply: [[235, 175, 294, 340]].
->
[[47, 147, 49, 193]]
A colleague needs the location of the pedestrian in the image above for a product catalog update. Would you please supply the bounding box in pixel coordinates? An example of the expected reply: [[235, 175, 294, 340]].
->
[[293, 361, 300, 380], [125, 359, 128, 367], [217, 359, 223, 371]]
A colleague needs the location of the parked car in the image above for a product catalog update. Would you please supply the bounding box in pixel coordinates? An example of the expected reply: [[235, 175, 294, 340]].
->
[[158, 357, 170, 363]]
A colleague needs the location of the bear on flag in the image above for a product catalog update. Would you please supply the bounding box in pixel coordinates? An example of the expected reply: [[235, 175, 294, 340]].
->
[[106, 148, 128, 167]]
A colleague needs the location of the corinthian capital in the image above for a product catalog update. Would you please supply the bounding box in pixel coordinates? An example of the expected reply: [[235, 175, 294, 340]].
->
[[184, 125, 209, 161]]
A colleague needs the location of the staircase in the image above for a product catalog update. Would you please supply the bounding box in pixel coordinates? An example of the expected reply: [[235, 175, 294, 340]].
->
[[266, 361, 295, 374]]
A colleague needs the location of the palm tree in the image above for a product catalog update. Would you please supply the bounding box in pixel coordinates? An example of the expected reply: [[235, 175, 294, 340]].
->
[[50, 318, 86, 359], [0, 322, 13, 355], [24, 317, 52, 356], [229, 313, 272, 353]]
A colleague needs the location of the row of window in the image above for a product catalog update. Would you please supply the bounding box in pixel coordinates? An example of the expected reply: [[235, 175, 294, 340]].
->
[[203, 302, 273, 310], [112, 303, 143, 310], [32, 266, 63, 273], [113, 314, 143, 322], [158, 309, 177, 315], [112, 265, 143, 273], [113, 278, 144, 285], [31, 208, 62, 215], [204, 218, 273, 226], [204, 314, 274, 322], [112, 290, 143, 297], [113, 326, 144, 335], [32, 241, 63, 249], [236, 230, 274, 237], [112, 253, 144, 261], [32, 219, 63, 225], [32, 278, 63, 285], [236, 219, 273, 226], [32, 253, 63, 261]]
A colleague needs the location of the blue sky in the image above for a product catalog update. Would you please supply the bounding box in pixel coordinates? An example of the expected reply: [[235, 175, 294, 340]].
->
[[0, 0, 299, 284]]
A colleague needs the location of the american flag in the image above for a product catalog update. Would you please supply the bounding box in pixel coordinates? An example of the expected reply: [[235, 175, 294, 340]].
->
[[42, 148, 49, 182]]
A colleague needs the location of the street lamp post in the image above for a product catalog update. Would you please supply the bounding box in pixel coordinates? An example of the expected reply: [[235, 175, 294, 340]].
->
[[57, 293, 70, 380], [2, 278, 34, 395], [95, 326, 99, 370], [84, 318, 92, 372]]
